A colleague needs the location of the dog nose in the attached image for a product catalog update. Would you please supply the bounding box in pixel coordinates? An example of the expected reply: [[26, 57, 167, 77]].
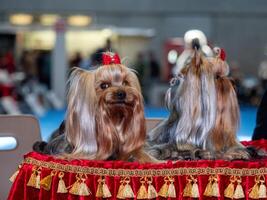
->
[[116, 90, 126, 100]]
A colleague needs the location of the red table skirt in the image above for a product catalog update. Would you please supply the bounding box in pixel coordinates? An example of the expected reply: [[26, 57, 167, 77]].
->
[[8, 139, 267, 200]]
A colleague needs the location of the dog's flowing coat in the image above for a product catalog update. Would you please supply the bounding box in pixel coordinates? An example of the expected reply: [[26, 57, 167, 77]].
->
[[147, 50, 250, 160], [37, 63, 156, 163]]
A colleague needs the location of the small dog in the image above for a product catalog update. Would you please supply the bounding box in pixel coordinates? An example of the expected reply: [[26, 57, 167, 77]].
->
[[146, 50, 217, 160], [34, 52, 157, 163], [146, 48, 252, 160]]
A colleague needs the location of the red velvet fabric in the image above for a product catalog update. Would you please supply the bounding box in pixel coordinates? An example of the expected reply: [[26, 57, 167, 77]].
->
[[8, 139, 267, 200]]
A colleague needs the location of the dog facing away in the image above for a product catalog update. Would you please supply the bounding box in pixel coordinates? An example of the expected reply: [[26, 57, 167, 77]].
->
[[146, 49, 252, 161], [146, 51, 217, 160], [34, 52, 157, 163]]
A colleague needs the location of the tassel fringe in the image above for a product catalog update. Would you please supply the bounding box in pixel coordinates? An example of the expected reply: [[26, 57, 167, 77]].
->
[[183, 176, 193, 197], [27, 166, 41, 189], [147, 177, 158, 199], [224, 175, 236, 199], [117, 178, 126, 199], [158, 177, 169, 198], [233, 176, 245, 199], [117, 177, 134, 199], [211, 175, 220, 197], [69, 174, 91, 196], [167, 177, 176, 198], [191, 176, 199, 198], [204, 175, 213, 197], [22, 165, 267, 199], [40, 170, 57, 191], [137, 177, 147, 199], [57, 172, 68, 193], [96, 176, 112, 198], [9, 164, 22, 183], [259, 175, 267, 198]]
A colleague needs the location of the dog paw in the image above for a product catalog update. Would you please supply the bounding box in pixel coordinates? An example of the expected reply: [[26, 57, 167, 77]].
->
[[192, 149, 215, 160], [147, 148, 172, 160], [222, 148, 250, 160]]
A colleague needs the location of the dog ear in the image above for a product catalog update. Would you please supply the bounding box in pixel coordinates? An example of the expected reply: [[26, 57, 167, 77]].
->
[[65, 68, 98, 158]]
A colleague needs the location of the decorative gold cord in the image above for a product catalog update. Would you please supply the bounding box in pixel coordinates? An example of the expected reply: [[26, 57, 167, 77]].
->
[[23, 157, 267, 177]]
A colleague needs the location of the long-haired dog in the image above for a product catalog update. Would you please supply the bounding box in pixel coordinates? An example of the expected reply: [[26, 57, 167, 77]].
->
[[146, 50, 217, 160], [146, 48, 253, 160], [206, 47, 250, 160], [34, 52, 157, 163]]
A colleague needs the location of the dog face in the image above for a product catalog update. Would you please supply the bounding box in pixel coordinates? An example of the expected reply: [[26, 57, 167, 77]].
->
[[95, 64, 141, 116], [65, 64, 145, 160]]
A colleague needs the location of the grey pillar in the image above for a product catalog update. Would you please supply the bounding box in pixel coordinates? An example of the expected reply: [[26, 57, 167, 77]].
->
[[51, 19, 67, 102]]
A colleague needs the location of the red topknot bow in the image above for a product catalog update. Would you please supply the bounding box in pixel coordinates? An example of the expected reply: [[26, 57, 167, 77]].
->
[[214, 47, 226, 61], [102, 52, 121, 65], [219, 48, 226, 61]]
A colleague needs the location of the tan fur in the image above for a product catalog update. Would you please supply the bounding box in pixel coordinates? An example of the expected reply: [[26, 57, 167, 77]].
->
[[208, 53, 249, 160], [65, 64, 157, 162]]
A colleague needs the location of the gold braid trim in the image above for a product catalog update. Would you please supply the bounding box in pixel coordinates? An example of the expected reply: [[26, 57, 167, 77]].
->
[[24, 157, 267, 177]]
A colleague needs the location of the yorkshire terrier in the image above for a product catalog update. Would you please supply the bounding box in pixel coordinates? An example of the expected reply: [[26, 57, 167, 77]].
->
[[146, 48, 253, 161], [33, 52, 157, 163], [146, 50, 217, 160]]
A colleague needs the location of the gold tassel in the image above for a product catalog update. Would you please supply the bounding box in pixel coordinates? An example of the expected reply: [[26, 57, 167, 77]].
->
[[167, 177, 176, 198], [40, 170, 57, 191], [158, 177, 169, 198], [203, 175, 213, 197], [79, 181, 91, 196], [147, 177, 158, 199], [96, 177, 112, 198], [27, 166, 41, 189], [224, 175, 235, 199], [191, 176, 199, 198], [69, 174, 91, 196], [69, 174, 81, 195], [211, 175, 220, 197], [102, 181, 112, 198], [96, 177, 104, 198], [183, 176, 192, 197], [122, 177, 135, 198], [259, 175, 267, 198], [137, 177, 148, 199], [117, 178, 126, 199], [9, 164, 22, 183], [57, 172, 68, 194], [233, 176, 245, 199], [249, 176, 259, 199]]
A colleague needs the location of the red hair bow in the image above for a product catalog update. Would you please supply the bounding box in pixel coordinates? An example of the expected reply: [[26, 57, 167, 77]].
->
[[214, 47, 226, 61], [102, 52, 121, 65], [219, 48, 226, 61]]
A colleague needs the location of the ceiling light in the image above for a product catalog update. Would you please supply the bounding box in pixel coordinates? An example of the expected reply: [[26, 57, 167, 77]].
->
[[40, 14, 59, 26], [67, 15, 91, 27], [9, 14, 33, 25]]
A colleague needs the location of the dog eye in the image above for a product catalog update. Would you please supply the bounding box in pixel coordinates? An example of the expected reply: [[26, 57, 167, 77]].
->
[[100, 83, 110, 89]]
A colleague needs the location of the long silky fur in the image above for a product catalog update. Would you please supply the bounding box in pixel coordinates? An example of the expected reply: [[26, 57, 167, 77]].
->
[[146, 52, 217, 159], [207, 56, 250, 160], [34, 63, 156, 162], [65, 68, 98, 159]]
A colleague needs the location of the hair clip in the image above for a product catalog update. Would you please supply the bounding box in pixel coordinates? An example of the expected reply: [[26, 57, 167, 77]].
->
[[214, 47, 226, 61], [102, 52, 121, 65]]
